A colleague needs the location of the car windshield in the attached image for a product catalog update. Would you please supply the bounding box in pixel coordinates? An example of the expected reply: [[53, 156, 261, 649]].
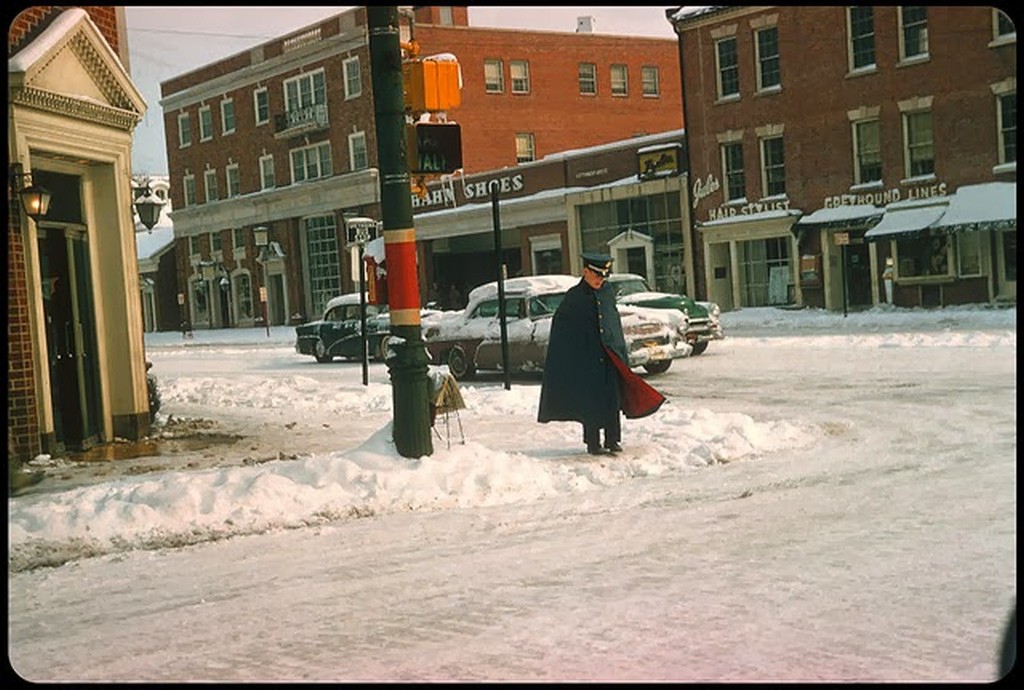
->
[[470, 297, 525, 319], [610, 278, 649, 297]]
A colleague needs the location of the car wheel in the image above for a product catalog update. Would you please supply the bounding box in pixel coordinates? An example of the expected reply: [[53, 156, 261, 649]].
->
[[314, 338, 333, 363], [689, 341, 709, 356], [446, 345, 474, 379], [643, 360, 672, 375]]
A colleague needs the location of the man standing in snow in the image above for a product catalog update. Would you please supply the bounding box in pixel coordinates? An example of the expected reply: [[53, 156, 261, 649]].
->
[[538, 252, 665, 455]]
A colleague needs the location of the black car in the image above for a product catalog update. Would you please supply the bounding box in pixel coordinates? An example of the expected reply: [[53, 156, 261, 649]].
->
[[295, 293, 390, 363]]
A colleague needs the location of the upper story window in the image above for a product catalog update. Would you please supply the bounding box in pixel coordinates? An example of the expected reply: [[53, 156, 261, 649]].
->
[[755, 27, 780, 90], [226, 163, 241, 198], [233, 228, 245, 250], [515, 132, 535, 164], [903, 109, 934, 178], [510, 60, 530, 94], [284, 69, 327, 113], [578, 62, 597, 95], [641, 65, 660, 97], [716, 37, 739, 98], [848, 6, 876, 71], [997, 92, 1016, 165], [994, 9, 1015, 42], [221, 98, 236, 134], [183, 174, 196, 206], [290, 141, 332, 183], [439, 6, 453, 25], [210, 230, 222, 252], [177, 112, 192, 148], [204, 168, 219, 203], [484, 59, 504, 93], [899, 7, 929, 61], [349, 131, 369, 171], [254, 87, 270, 126], [853, 119, 882, 184], [259, 154, 275, 190], [760, 136, 786, 196], [721, 142, 746, 202], [610, 64, 628, 96], [343, 56, 362, 99], [199, 105, 213, 141], [189, 234, 201, 255]]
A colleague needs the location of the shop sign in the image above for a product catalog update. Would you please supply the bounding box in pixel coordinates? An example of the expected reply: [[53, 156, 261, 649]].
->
[[411, 172, 525, 210], [707, 197, 791, 221], [834, 232, 850, 245], [824, 182, 947, 209]]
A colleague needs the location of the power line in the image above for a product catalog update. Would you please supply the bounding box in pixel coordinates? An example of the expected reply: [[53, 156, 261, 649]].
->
[[129, 26, 277, 40]]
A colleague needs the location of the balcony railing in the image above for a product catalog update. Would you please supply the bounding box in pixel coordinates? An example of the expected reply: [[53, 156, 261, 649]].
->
[[274, 103, 329, 137]]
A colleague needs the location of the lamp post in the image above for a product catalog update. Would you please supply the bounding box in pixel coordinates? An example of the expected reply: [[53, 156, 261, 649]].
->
[[201, 262, 216, 328], [254, 226, 271, 337]]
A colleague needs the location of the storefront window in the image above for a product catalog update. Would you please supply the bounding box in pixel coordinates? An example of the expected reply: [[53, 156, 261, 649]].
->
[[956, 232, 983, 277], [235, 273, 253, 319], [738, 237, 791, 306], [305, 215, 342, 317], [896, 230, 949, 277]]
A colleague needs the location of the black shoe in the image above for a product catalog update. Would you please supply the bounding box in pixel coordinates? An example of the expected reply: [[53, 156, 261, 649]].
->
[[586, 444, 608, 456], [605, 442, 623, 454]]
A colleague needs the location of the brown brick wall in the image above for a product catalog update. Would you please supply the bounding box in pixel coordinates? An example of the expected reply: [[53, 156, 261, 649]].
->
[[8, 6, 119, 56], [7, 198, 42, 463]]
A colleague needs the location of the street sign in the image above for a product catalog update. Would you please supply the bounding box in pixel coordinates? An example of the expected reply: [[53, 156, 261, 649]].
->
[[834, 232, 850, 245], [345, 217, 380, 248], [259, 286, 267, 302]]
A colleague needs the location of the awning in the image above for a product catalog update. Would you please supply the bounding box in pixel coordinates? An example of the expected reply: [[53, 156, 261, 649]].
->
[[794, 204, 883, 231], [932, 181, 1016, 233], [864, 199, 949, 242]]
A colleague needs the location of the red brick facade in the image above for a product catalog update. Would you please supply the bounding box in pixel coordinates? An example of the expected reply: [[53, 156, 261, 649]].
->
[[8, 6, 119, 55]]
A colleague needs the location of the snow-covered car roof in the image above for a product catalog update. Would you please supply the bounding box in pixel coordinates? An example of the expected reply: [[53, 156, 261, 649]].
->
[[323, 293, 378, 312], [466, 274, 580, 307]]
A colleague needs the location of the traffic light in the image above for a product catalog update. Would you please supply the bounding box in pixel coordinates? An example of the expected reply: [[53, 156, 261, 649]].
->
[[403, 58, 461, 112], [407, 122, 462, 174]]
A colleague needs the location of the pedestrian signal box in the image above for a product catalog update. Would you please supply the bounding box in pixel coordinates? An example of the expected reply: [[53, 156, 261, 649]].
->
[[407, 122, 462, 174], [404, 59, 461, 112]]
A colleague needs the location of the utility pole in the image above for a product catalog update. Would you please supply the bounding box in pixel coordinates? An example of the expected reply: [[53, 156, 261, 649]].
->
[[368, 5, 434, 458]]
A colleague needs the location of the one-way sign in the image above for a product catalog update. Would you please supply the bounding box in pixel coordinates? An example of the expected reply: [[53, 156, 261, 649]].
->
[[345, 217, 381, 248]]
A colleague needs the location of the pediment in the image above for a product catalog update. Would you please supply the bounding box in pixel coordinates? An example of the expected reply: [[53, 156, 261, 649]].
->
[[8, 8, 146, 129]]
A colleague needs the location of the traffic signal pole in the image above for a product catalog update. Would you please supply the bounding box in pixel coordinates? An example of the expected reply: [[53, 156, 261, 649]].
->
[[368, 6, 434, 458]]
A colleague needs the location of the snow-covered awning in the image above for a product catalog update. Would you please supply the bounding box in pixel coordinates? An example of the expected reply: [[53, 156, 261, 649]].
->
[[794, 204, 883, 230], [864, 198, 949, 242], [932, 181, 1016, 234]]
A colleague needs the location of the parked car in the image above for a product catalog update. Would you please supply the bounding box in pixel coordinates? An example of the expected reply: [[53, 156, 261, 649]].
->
[[606, 273, 724, 356], [420, 274, 690, 379], [295, 293, 390, 363]]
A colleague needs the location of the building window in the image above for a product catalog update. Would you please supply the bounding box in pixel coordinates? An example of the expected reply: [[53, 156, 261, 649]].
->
[[305, 215, 342, 318], [610, 64, 628, 96], [221, 98, 236, 134], [484, 59, 504, 93], [290, 141, 332, 183], [578, 62, 597, 95], [254, 87, 269, 126], [896, 231, 949, 278], [226, 164, 240, 198], [998, 92, 1016, 164], [755, 27, 780, 90], [183, 174, 196, 206], [738, 237, 791, 307], [994, 9, 1015, 41], [234, 273, 253, 320], [178, 112, 191, 148], [343, 56, 361, 99], [348, 131, 368, 171], [233, 228, 245, 250], [259, 155, 275, 190], [716, 37, 739, 98], [515, 133, 535, 163], [204, 168, 219, 203], [199, 105, 213, 141], [899, 7, 928, 61], [641, 65, 660, 97], [853, 119, 882, 184], [903, 110, 934, 177], [439, 6, 454, 25], [284, 69, 327, 113], [957, 230, 983, 277], [848, 6, 876, 71], [510, 60, 530, 94], [189, 234, 201, 255], [760, 136, 785, 196], [721, 142, 746, 202], [210, 230, 222, 252]]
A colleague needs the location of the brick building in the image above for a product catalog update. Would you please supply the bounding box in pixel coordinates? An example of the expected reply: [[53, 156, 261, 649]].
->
[[667, 6, 1015, 311], [8, 7, 153, 468], [159, 6, 682, 329]]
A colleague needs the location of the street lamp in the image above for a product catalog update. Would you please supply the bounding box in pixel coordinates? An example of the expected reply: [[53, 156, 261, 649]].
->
[[253, 226, 270, 337], [9, 164, 52, 222], [132, 181, 164, 232]]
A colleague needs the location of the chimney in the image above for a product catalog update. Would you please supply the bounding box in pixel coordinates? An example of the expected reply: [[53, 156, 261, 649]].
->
[[576, 16, 594, 33]]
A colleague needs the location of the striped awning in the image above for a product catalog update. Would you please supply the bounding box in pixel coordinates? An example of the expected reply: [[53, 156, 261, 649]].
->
[[864, 201, 948, 242], [932, 182, 1016, 233]]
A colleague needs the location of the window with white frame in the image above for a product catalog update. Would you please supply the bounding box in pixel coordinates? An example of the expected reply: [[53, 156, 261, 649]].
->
[[994, 8, 1015, 41], [210, 230, 222, 252], [305, 214, 342, 318], [760, 136, 785, 196], [290, 141, 332, 183], [957, 231, 983, 277], [233, 228, 245, 250], [578, 62, 597, 95], [348, 131, 368, 171], [343, 56, 361, 99], [204, 168, 219, 202], [716, 37, 739, 98], [853, 119, 882, 184], [484, 59, 504, 93], [899, 6, 928, 61], [641, 65, 660, 96], [610, 64, 628, 96], [896, 230, 949, 277], [189, 234, 201, 255], [221, 98, 236, 134], [254, 87, 269, 126], [226, 163, 240, 198], [284, 70, 327, 112], [259, 155, 275, 190], [439, 5, 453, 25], [721, 142, 745, 202], [199, 105, 213, 141], [178, 112, 192, 148], [183, 174, 196, 206], [998, 92, 1016, 165], [903, 110, 934, 177], [515, 133, 535, 164], [755, 27, 780, 90], [848, 6, 876, 71], [510, 60, 530, 94]]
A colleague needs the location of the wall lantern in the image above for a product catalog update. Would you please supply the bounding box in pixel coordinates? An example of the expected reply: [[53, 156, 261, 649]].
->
[[132, 179, 164, 231], [9, 164, 52, 222]]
